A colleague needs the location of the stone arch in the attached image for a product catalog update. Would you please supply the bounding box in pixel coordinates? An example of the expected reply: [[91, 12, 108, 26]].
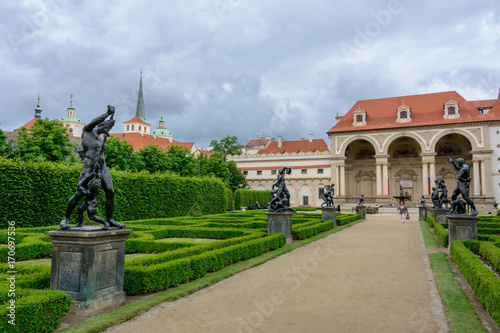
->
[[337, 135, 378, 157], [287, 184, 296, 205], [255, 184, 266, 191], [299, 184, 311, 206], [429, 129, 479, 152], [382, 132, 426, 155], [354, 170, 376, 198], [387, 137, 422, 199]]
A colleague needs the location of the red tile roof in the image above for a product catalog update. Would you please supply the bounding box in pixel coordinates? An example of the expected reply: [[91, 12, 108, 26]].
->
[[15, 118, 37, 131], [327, 91, 499, 134], [111, 132, 194, 151], [469, 99, 498, 109], [246, 138, 271, 147], [123, 116, 150, 125], [261, 139, 329, 154]]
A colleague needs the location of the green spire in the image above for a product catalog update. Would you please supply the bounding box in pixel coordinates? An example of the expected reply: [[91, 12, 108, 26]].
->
[[135, 70, 146, 121], [34, 93, 42, 118]]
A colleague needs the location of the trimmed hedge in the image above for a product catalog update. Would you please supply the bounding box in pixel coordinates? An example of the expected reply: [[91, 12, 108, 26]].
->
[[434, 223, 449, 247], [225, 187, 233, 210], [0, 234, 53, 263], [0, 158, 227, 228], [426, 214, 434, 228], [124, 233, 286, 294], [234, 189, 272, 209], [451, 241, 500, 325], [0, 289, 72, 333]]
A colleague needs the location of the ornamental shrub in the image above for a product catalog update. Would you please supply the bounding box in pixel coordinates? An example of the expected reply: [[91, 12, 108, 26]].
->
[[234, 189, 272, 209], [0, 158, 227, 228], [434, 223, 449, 247]]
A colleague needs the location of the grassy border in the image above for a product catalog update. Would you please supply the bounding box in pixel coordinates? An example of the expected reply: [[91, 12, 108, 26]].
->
[[428, 253, 486, 333], [419, 219, 440, 248], [61, 219, 364, 333], [419, 218, 487, 332]]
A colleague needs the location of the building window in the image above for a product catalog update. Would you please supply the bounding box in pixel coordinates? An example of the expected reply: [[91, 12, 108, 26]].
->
[[243, 171, 248, 175], [271, 170, 277, 175], [319, 187, 324, 199], [139, 125, 141, 131], [131, 125, 134, 131], [497, 130, 499, 134], [127, 125, 129, 131], [400, 111, 407, 118], [353, 106, 367, 126], [257, 170, 262, 175], [318, 168, 324, 174], [396, 102, 411, 123], [301, 169, 307, 174], [443, 98, 460, 119]]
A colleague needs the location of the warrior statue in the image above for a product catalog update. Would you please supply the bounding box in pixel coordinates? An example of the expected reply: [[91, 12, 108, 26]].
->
[[448, 157, 478, 216], [321, 184, 335, 207], [60, 105, 125, 229], [268, 167, 296, 213]]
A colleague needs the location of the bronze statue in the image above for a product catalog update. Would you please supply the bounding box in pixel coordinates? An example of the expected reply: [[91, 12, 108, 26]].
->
[[268, 167, 296, 213], [359, 194, 364, 206], [431, 187, 440, 209], [60, 105, 125, 229], [321, 184, 335, 207], [448, 157, 477, 216], [434, 178, 451, 208], [420, 195, 425, 205]]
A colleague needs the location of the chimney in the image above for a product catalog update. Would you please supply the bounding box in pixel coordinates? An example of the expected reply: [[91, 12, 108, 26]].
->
[[335, 112, 343, 124], [309, 134, 314, 143], [278, 136, 282, 149]]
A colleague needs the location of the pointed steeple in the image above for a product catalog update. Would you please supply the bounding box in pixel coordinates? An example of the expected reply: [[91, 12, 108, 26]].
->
[[135, 69, 146, 121], [34, 93, 42, 118]]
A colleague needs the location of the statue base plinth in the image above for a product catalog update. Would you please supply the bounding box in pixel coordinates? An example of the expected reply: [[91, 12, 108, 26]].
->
[[431, 208, 450, 224], [447, 215, 479, 246], [357, 205, 366, 219], [266, 212, 294, 244], [417, 205, 428, 221], [321, 207, 337, 227], [45, 227, 132, 316]]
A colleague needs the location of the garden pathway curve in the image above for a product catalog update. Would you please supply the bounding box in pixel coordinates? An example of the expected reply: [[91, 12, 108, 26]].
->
[[105, 214, 449, 333]]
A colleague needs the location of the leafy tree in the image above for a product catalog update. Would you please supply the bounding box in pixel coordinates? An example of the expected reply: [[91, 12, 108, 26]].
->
[[137, 145, 168, 173], [105, 136, 142, 171], [210, 135, 244, 160], [15, 118, 75, 162], [165, 145, 199, 177], [0, 128, 12, 157], [226, 160, 247, 192], [199, 155, 230, 184]]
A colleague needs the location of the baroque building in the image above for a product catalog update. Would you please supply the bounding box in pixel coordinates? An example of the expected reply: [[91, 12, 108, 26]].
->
[[229, 135, 331, 207], [327, 91, 500, 204]]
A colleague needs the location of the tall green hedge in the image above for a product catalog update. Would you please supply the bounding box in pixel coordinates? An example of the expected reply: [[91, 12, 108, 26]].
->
[[234, 189, 272, 209], [0, 158, 227, 228]]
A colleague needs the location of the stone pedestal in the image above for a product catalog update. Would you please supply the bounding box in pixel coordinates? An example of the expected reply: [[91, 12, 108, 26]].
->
[[357, 205, 366, 219], [45, 227, 132, 315], [447, 215, 479, 245], [266, 212, 293, 244], [418, 205, 428, 221], [321, 207, 337, 227], [431, 208, 450, 224]]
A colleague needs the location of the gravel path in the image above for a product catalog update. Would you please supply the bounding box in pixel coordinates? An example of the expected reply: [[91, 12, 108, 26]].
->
[[105, 214, 448, 333]]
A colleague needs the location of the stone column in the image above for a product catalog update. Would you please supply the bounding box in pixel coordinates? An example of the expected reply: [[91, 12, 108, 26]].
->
[[422, 162, 428, 196], [339, 163, 346, 196], [429, 162, 436, 189], [376, 163, 382, 196], [382, 164, 389, 195], [481, 159, 486, 197], [472, 159, 480, 196]]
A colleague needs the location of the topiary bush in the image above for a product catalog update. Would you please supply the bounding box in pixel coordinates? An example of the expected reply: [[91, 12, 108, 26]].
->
[[234, 189, 272, 209]]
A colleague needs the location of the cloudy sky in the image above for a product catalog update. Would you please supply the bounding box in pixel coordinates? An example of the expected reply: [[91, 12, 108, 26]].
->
[[1, 0, 499, 148]]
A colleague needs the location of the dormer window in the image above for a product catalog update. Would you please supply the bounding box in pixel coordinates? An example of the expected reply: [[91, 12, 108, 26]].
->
[[353, 106, 367, 126], [444, 98, 460, 119], [396, 102, 411, 123]]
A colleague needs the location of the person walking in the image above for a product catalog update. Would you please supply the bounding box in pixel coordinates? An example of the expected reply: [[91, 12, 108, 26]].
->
[[397, 201, 408, 223]]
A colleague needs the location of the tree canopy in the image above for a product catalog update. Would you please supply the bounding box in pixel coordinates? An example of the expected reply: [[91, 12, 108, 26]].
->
[[15, 118, 75, 162], [210, 135, 244, 160], [0, 129, 12, 157]]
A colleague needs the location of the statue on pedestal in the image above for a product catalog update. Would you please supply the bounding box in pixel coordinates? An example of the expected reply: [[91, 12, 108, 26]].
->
[[359, 194, 364, 206], [434, 178, 451, 208], [60, 105, 125, 229], [448, 157, 478, 216], [431, 187, 441, 209], [269, 167, 296, 213], [420, 195, 426, 205], [321, 184, 335, 207]]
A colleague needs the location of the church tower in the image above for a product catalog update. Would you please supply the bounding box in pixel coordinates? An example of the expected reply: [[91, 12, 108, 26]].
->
[[124, 70, 151, 134], [61, 94, 85, 137], [151, 112, 173, 142]]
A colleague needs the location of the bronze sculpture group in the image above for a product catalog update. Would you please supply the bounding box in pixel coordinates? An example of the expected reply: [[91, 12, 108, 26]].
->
[[60, 105, 125, 229], [321, 183, 335, 207], [268, 167, 296, 213], [430, 158, 477, 216]]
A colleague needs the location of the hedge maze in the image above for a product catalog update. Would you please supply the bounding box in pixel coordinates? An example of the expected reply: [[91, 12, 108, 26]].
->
[[425, 214, 500, 325], [0, 210, 359, 332]]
